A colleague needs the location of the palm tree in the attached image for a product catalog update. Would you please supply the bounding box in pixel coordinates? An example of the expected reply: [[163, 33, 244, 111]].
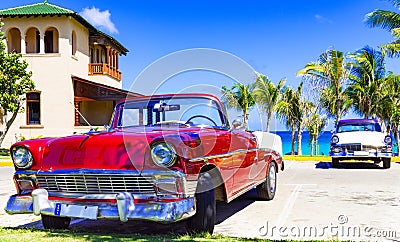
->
[[378, 72, 400, 152], [221, 83, 255, 129], [365, 1, 400, 57], [319, 85, 351, 122], [293, 82, 313, 156], [306, 113, 327, 156], [253, 72, 285, 132], [298, 49, 351, 126], [346, 46, 386, 118], [276, 86, 297, 155]]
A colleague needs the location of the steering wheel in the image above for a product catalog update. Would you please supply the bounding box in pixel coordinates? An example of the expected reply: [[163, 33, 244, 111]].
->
[[186, 115, 218, 126]]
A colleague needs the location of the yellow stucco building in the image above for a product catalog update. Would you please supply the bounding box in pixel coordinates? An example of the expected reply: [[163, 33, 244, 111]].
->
[[0, 1, 139, 147]]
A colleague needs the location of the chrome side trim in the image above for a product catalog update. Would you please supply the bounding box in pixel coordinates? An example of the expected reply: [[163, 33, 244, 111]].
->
[[227, 179, 265, 203], [189, 148, 258, 162]]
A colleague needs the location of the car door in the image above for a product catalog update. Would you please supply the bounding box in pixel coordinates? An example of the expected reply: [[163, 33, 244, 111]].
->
[[230, 129, 259, 193]]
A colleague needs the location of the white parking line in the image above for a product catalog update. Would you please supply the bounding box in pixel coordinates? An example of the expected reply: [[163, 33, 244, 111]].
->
[[284, 160, 295, 170], [276, 184, 302, 227]]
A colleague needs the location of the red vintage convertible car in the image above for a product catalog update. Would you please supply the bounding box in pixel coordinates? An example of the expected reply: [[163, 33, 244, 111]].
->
[[5, 93, 283, 233]]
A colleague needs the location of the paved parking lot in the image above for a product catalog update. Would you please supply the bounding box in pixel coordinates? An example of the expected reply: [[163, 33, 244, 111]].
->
[[1, 160, 399, 240]]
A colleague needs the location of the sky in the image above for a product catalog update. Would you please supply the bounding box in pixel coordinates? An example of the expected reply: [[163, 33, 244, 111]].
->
[[1, 0, 399, 131]]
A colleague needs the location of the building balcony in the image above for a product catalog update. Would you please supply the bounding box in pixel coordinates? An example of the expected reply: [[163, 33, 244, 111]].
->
[[88, 63, 122, 81]]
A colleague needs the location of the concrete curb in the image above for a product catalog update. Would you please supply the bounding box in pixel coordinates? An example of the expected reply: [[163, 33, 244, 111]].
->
[[283, 156, 400, 162], [0, 162, 13, 167]]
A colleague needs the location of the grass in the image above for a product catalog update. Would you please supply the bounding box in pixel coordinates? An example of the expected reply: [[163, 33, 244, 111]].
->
[[0, 227, 272, 242]]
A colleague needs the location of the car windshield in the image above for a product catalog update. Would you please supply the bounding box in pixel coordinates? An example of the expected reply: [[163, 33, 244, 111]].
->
[[336, 122, 382, 133], [116, 96, 225, 128]]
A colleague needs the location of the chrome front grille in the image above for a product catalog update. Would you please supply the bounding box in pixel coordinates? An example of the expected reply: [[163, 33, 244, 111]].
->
[[341, 144, 362, 152], [36, 174, 155, 194], [339, 144, 381, 152]]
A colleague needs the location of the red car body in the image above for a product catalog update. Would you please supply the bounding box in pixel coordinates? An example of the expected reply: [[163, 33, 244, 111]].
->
[[6, 93, 283, 233]]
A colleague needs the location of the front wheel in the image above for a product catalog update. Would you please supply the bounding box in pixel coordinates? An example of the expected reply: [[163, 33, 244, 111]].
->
[[257, 162, 277, 201], [41, 215, 71, 230], [185, 172, 216, 234], [383, 158, 391, 169]]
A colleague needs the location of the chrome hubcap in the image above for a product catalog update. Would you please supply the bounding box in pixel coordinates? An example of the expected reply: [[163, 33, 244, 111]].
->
[[269, 165, 276, 193]]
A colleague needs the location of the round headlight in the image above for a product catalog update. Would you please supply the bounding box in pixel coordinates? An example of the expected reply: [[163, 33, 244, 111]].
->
[[150, 142, 177, 167], [384, 135, 392, 145], [331, 136, 339, 144], [12, 147, 33, 169]]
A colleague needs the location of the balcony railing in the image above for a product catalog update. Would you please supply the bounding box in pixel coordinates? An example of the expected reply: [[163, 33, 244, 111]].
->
[[88, 63, 122, 81]]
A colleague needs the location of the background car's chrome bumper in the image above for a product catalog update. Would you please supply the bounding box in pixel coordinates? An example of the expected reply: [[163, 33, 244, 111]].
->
[[329, 152, 392, 158], [5, 189, 196, 223]]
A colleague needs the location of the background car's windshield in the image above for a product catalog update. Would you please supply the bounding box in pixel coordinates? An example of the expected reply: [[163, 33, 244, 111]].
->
[[117, 97, 224, 128], [337, 122, 381, 133]]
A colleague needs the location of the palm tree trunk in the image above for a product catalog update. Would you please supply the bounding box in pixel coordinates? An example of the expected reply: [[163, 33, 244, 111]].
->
[[297, 127, 302, 156], [266, 112, 271, 132], [310, 138, 315, 156], [336, 98, 341, 126], [393, 123, 399, 156], [243, 112, 249, 130], [291, 128, 295, 155]]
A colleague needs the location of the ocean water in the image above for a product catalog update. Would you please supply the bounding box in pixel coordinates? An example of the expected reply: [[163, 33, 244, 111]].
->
[[274, 131, 332, 155]]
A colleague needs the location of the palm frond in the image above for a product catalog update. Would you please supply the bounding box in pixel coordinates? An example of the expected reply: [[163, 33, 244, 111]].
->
[[365, 10, 400, 30]]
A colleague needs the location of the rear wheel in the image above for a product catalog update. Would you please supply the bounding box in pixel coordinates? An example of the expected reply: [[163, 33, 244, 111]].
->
[[383, 158, 391, 169], [257, 162, 277, 201], [332, 158, 340, 168], [185, 172, 216, 234], [41, 215, 71, 230]]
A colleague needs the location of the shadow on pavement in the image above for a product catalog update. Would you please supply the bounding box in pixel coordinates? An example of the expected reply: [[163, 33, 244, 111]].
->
[[215, 189, 255, 225], [315, 161, 383, 169], [16, 220, 42, 229], [13, 190, 256, 235]]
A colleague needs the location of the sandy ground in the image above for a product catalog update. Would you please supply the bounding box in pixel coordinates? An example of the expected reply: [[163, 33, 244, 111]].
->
[[1, 161, 399, 241]]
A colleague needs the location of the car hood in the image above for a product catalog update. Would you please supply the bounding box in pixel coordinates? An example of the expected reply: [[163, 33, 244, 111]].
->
[[33, 126, 214, 172], [335, 131, 386, 146]]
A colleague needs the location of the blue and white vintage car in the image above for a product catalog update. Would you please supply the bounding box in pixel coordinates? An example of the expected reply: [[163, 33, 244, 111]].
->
[[329, 119, 392, 168]]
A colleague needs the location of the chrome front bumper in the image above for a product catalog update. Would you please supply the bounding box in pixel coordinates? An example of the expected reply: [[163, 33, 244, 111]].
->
[[5, 189, 196, 223], [329, 151, 392, 158]]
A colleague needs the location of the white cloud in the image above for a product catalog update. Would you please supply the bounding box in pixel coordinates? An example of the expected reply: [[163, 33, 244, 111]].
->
[[80, 7, 119, 34], [314, 14, 332, 24]]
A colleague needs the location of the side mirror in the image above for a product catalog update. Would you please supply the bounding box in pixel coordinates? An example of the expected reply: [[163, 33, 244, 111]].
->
[[232, 119, 243, 130]]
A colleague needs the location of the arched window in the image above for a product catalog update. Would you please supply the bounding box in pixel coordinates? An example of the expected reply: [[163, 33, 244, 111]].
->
[[44, 27, 59, 53], [26, 27, 40, 54], [7, 28, 21, 53], [72, 31, 77, 55]]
